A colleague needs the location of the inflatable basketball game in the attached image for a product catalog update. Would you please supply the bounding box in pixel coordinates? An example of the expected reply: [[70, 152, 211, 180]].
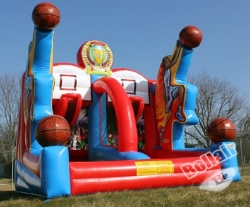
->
[[15, 2, 241, 198]]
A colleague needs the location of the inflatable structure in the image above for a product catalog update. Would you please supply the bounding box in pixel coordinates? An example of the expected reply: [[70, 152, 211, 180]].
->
[[15, 2, 241, 198]]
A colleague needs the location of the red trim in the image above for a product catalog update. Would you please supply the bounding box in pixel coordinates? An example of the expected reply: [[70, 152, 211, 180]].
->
[[53, 93, 82, 126], [143, 83, 159, 157], [76, 41, 88, 67], [70, 170, 219, 194], [92, 77, 137, 152], [16, 73, 26, 162], [129, 96, 144, 121], [69, 157, 221, 194]]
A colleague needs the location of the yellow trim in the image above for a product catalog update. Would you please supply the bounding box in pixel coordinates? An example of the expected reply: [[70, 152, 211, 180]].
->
[[85, 66, 112, 76], [49, 32, 54, 74], [28, 28, 37, 76], [135, 161, 174, 176]]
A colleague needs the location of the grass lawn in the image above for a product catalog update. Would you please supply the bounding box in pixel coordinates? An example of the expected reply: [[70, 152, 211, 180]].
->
[[1, 173, 250, 207]]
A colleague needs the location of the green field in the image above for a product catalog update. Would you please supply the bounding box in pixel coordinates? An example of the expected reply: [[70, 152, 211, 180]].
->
[[1, 171, 250, 207]]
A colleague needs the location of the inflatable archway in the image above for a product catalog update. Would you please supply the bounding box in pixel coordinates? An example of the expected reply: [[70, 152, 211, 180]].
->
[[15, 2, 241, 198]]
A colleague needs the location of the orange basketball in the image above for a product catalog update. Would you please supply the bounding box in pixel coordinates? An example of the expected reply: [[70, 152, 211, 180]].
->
[[207, 118, 236, 143], [32, 2, 60, 30], [35, 115, 70, 147], [179, 25, 202, 49]]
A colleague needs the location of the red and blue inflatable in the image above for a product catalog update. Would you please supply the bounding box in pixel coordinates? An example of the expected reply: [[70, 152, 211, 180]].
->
[[15, 2, 241, 199]]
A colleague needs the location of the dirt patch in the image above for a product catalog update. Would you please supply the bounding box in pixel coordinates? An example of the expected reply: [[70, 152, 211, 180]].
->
[[0, 179, 14, 191]]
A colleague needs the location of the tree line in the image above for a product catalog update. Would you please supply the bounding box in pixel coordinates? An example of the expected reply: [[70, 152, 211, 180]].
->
[[0, 72, 250, 164], [0, 74, 20, 165]]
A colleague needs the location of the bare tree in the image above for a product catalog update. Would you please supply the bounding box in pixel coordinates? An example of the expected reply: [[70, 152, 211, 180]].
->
[[0, 74, 21, 163], [186, 72, 248, 148], [234, 109, 250, 164]]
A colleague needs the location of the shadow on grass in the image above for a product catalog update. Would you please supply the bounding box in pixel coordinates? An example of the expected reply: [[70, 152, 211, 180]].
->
[[0, 191, 45, 202]]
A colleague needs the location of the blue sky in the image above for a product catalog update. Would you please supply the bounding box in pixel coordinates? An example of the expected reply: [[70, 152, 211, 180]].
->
[[0, 1, 250, 101]]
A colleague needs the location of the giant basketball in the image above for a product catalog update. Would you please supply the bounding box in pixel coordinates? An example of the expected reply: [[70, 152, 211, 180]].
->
[[32, 2, 60, 30], [207, 118, 236, 143], [179, 25, 202, 49], [35, 115, 70, 147]]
